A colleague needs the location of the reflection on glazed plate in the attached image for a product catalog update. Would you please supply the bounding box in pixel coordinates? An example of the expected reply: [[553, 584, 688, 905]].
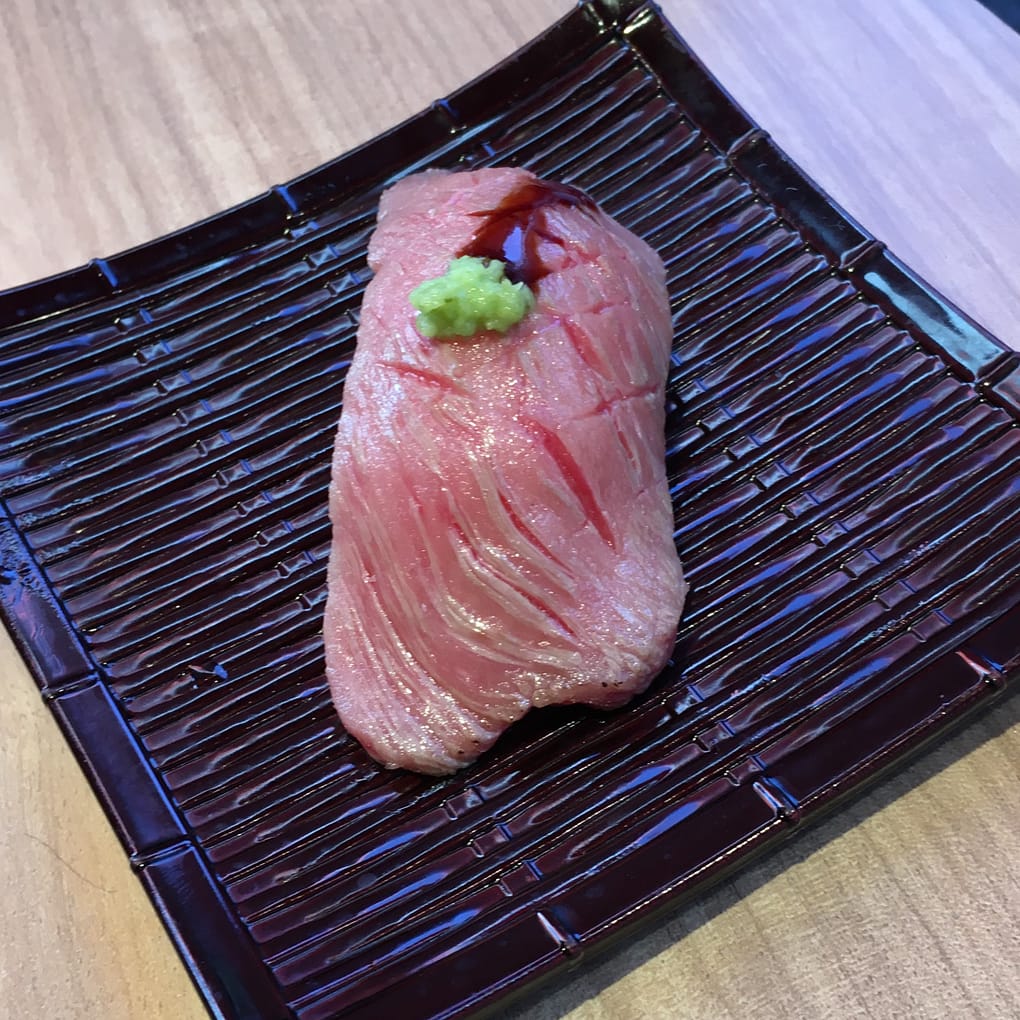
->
[[0, 2, 1018, 1018]]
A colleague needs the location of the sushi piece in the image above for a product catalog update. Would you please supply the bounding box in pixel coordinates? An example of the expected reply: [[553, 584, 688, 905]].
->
[[324, 167, 685, 775]]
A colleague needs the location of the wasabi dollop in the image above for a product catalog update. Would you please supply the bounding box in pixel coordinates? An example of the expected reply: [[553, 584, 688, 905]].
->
[[409, 256, 534, 339]]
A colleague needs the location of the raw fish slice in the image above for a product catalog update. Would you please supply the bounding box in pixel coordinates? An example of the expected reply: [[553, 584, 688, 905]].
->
[[324, 167, 686, 775]]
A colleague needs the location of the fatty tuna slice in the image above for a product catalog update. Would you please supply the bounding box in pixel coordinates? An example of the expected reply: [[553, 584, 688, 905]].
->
[[324, 167, 686, 775]]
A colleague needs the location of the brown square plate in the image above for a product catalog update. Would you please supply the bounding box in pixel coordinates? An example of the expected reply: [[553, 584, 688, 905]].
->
[[1, 2, 1018, 1018]]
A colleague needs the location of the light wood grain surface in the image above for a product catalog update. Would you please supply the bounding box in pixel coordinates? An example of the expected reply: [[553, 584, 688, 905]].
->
[[1, 1, 1018, 1019]]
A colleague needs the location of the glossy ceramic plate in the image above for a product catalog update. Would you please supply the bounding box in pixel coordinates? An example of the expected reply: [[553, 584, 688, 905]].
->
[[1, 2, 1018, 1018]]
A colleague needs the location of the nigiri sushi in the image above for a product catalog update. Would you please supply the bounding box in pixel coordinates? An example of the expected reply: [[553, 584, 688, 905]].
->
[[324, 167, 685, 775]]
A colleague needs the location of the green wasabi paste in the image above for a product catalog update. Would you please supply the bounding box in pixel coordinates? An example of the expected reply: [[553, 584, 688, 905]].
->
[[409, 256, 534, 339]]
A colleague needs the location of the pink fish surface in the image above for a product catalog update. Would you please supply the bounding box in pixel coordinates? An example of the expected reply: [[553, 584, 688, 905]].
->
[[324, 167, 686, 775]]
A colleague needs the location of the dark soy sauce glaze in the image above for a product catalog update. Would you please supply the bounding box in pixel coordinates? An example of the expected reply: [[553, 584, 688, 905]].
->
[[459, 179, 596, 286]]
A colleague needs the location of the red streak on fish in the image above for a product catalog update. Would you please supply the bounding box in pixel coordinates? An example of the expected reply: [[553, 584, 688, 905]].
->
[[518, 416, 616, 549]]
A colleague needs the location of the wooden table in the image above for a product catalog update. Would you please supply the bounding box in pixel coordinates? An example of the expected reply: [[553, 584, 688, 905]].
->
[[1, 1, 1018, 1017]]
